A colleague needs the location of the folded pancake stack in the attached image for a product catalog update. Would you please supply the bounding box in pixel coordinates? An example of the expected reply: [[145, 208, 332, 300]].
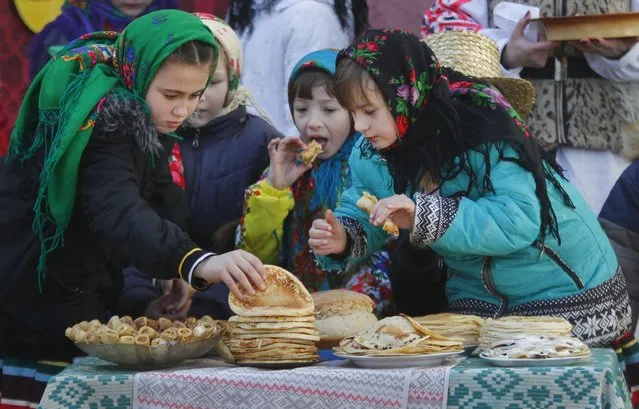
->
[[334, 314, 464, 356], [311, 289, 378, 349], [413, 313, 484, 347], [478, 316, 573, 351], [225, 265, 319, 365], [481, 334, 590, 359]]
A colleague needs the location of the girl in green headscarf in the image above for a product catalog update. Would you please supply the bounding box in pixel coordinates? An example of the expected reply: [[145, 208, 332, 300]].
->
[[0, 10, 266, 377]]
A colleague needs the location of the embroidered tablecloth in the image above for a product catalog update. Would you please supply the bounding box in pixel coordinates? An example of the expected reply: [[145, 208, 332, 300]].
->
[[447, 348, 631, 409], [39, 349, 630, 409]]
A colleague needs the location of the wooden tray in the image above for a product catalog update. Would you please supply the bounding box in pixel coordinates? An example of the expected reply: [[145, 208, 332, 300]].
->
[[531, 12, 639, 41]]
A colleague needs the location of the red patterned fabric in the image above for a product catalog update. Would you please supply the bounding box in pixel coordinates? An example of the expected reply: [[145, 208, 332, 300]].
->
[[422, 0, 482, 37], [0, 2, 32, 154], [168, 142, 186, 190]]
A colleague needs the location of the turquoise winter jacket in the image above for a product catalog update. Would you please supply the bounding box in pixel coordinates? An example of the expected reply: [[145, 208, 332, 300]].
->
[[318, 137, 619, 313]]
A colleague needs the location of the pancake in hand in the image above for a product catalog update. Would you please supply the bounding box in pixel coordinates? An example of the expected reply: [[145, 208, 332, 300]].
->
[[228, 265, 314, 317], [356, 192, 400, 236], [296, 140, 323, 166]]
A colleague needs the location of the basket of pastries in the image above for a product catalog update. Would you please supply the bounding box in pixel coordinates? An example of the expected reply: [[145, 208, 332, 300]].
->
[[65, 315, 220, 368]]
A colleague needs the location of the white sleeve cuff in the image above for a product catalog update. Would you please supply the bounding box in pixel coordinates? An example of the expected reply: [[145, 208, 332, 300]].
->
[[585, 42, 639, 82], [187, 252, 215, 286]]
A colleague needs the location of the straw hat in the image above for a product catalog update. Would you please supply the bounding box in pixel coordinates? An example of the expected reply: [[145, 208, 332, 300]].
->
[[423, 31, 535, 118]]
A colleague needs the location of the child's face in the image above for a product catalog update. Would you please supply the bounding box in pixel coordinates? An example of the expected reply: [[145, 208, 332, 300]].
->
[[189, 52, 230, 128], [351, 77, 399, 150], [145, 60, 210, 134], [293, 85, 351, 160], [111, 0, 153, 17]]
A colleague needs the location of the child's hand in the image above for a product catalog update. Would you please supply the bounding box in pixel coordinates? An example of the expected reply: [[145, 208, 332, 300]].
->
[[159, 278, 192, 315], [370, 194, 416, 231], [193, 250, 267, 298], [309, 210, 347, 255], [266, 137, 312, 190], [145, 294, 192, 321]]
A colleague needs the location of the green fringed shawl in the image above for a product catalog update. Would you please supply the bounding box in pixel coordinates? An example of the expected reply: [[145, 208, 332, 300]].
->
[[7, 10, 218, 290]]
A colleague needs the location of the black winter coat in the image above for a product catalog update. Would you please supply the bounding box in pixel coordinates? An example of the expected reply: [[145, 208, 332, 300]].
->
[[0, 95, 207, 361], [116, 107, 279, 320]]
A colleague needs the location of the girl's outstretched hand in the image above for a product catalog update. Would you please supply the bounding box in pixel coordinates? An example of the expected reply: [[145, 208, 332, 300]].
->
[[369, 194, 416, 231], [309, 210, 347, 256]]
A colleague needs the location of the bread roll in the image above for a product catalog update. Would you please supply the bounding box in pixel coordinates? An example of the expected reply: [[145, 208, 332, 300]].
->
[[134, 316, 148, 330], [158, 318, 172, 331], [107, 316, 120, 329], [119, 316, 134, 327], [100, 329, 119, 344], [119, 335, 135, 345], [311, 290, 378, 349], [160, 328, 178, 341], [135, 334, 151, 346], [139, 326, 158, 340], [177, 328, 193, 343], [185, 317, 198, 329]]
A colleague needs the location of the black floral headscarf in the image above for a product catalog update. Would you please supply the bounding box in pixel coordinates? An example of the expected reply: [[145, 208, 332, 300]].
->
[[340, 29, 441, 142], [337, 29, 573, 244]]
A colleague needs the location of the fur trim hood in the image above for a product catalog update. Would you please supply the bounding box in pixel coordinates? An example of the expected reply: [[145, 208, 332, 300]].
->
[[95, 93, 163, 157]]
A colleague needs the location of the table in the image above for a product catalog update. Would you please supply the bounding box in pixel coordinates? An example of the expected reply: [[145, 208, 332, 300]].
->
[[39, 349, 631, 409]]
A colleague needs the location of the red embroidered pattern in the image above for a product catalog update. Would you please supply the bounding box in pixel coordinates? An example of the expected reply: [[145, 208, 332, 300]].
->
[[422, 0, 482, 37]]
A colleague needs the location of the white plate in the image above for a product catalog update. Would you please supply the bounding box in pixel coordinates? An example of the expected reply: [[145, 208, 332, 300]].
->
[[333, 351, 464, 369], [479, 352, 591, 367]]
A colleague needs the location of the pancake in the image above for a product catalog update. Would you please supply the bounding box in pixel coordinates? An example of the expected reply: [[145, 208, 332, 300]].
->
[[228, 265, 314, 317]]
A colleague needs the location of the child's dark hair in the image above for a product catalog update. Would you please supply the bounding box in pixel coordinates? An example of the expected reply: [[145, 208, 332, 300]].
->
[[333, 57, 375, 112], [289, 68, 354, 132], [230, 0, 369, 36], [165, 40, 217, 68], [288, 69, 337, 105]]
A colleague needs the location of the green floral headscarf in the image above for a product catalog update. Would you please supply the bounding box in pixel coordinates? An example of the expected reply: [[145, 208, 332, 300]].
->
[[8, 10, 218, 287]]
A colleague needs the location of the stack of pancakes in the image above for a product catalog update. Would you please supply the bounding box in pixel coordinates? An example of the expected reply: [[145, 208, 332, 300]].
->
[[478, 316, 573, 351], [224, 265, 319, 365], [334, 314, 464, 356], [413, 313, 484, 347], [481, 334, 590, 359]]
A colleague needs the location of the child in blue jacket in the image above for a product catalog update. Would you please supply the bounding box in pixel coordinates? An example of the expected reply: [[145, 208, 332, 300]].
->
[[309, 29, 631, 347]]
